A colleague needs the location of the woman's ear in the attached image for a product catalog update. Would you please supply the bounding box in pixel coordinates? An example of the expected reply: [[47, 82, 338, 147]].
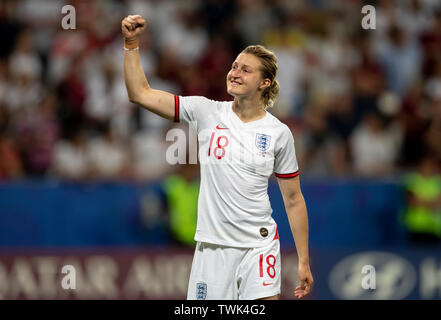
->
[[259, 78, 271, 91]]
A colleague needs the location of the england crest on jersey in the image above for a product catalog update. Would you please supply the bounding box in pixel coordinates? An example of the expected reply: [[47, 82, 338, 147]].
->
[[255, 133, 271, 152], [196, 282, 207, 300]]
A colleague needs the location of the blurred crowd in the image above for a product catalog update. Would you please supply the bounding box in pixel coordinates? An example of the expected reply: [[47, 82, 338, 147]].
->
[[0, 0, 441, 182]]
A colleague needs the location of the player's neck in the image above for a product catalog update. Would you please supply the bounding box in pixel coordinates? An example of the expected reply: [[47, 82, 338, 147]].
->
[[232, 98, 266, 123]]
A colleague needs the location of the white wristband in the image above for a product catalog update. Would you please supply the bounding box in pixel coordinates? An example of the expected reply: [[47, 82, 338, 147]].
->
[[124, 47, 139, 51]]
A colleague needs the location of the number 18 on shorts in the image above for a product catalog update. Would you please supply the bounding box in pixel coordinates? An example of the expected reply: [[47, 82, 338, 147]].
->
[[187, 240, 281, 300]]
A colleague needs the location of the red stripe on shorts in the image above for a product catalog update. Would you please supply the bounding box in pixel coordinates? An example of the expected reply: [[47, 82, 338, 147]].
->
[[259, 253, 263, 277], [273, 228, 279, 240]]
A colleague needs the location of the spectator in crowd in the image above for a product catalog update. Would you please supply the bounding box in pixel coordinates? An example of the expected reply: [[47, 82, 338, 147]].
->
[[326, 91, 357, 176], [262, 12, 307, 118], [15, 91, 60, 176], [298, 101, 345, 178], [86, 124, 130, 181], [51, 127, 90, 181], [423, 98, 441, 162], [397, 81, 429, 168], [0, 127, 23, 181], [163, 157, 200, 247], [350, 109, 402, 177], [236, 0, 273, 45], [420, 8, 441, 79], [425, 58, 441, 102], [375, 25, 422, 97], [403, 152, 441, 245], [131, 124, 174, 182]]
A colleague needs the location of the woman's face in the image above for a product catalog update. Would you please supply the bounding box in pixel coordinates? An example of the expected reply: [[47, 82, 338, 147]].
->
[[226, 53, 270, 99]]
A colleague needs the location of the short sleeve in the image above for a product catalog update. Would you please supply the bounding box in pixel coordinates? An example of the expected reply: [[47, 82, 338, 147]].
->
[[175, 95, 213, 130], [273, 126, 299, 179]]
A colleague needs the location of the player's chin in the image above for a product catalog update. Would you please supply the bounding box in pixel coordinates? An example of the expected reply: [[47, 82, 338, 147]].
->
[[226, 86, 243, 97]]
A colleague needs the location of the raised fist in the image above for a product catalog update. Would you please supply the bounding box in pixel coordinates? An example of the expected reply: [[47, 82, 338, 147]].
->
[[121, 15, 146, 39]]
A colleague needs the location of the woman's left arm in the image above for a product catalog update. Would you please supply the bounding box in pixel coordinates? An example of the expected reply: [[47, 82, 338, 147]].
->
[[277, 175, 314, 299]]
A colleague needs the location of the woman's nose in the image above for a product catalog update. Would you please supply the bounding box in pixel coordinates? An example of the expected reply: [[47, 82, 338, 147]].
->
[[230, 68, 240, 78]]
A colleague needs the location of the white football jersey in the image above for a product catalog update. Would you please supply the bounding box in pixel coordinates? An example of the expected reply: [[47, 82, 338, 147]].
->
[[175, 95, 299, 248]]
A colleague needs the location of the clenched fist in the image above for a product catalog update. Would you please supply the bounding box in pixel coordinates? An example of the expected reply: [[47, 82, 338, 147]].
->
[[121, 15, 146, 40]]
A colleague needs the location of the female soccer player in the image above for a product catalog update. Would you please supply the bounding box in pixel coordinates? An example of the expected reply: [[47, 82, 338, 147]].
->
[[122, 15, 313, 300]]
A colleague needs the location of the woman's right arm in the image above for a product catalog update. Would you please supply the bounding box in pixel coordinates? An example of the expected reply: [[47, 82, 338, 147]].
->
[[122, 15, 175, 121]]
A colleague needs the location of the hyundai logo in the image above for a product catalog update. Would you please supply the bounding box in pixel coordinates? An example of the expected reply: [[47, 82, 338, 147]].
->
[[329, 252, 417, 300]]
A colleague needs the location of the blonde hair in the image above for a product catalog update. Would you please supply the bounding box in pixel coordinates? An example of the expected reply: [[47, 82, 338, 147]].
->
[[241, 45, 280, 109]]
